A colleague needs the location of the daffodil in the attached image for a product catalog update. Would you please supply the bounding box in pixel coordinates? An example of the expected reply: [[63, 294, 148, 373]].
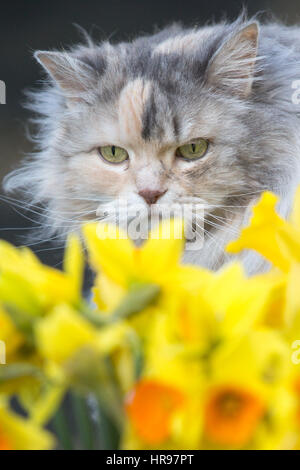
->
[[199, 328, 294, 449], [203, 384, 265, 447], [254, 386, 298, 450], [34, 302, 136, 422], [0, 305, 24, 361], [227, 189, 300, 337], [0, 399, 54, 450], [125, 380, 185, 445], [0, 237, 83, 397], [124, 305, 296, 449], [1, 193, 300, 450], [227, 188, 300, 272], [83, 219, 185, 311], [0, 305, 44, 396], [0, 234, 84, 317], [35, 304, 97, 365], [83, 219, 184, 286], [150, 263, 273, 364]]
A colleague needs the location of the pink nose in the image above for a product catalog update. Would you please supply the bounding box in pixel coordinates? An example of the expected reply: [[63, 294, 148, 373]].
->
[[138, 189, 167, 205]]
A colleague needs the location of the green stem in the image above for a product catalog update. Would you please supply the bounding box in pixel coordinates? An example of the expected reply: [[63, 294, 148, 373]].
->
[[71, 393, 94, 450], [97, 399, 120, 450], [52, 406, 73, 450]]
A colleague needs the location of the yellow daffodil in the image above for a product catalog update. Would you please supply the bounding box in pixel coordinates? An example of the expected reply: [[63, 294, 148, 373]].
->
[[254, 386, 298, 450], [0, 234, 84, 316], [0, 305, 42, 396], [227, 188, 300, 338], [127, 313, 295, 449], [227, 188, 300, 272], [83, 219, 184, 287], [83, 219, 185, 312], [0, 399, 54, 450], [35, 304, 97, 365], [0, 235, 85, 400], [150, 263, 273, 363], [200, 328, 293, 449], [0, 305, 24, 361], [2, 189, 300, 450]]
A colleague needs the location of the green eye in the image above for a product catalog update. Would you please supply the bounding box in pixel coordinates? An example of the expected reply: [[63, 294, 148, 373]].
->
[[99, 145, 129, 163], [176, 139, 209, 160]]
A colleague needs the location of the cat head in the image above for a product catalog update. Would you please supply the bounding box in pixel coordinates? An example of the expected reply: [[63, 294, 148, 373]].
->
[[4, 17, 292, 245]]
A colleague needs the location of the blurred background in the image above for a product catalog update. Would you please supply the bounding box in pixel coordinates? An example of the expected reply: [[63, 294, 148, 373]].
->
[[0, 0, 299, 266]]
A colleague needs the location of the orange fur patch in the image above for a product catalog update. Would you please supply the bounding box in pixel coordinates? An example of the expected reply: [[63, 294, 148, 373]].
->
[[118, 79, 152, 143]]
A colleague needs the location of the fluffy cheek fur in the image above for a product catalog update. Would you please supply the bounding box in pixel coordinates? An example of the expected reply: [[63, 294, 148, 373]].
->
[[169, 97, 253, 211], [48, 153, 133, 231], [65, 153, 129, 197]]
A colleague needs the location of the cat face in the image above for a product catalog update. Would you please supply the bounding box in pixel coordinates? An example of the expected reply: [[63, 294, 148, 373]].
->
[[6, 19, 294, 244], [48, 76, 251, 230]]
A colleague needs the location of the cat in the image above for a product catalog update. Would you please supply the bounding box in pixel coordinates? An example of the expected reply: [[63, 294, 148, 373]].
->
[[4, 14, 300, 275]]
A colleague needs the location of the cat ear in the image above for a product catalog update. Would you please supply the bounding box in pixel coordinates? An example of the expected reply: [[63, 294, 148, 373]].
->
[[207, 23, 259, 98], [34, 51, 97, 102]]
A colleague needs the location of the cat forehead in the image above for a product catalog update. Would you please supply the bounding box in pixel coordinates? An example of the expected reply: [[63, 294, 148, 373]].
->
[[79, 25, 221, 93], [117, 78, 179, 144], [105, 29, 221, 142], [117, 79, 151, 142], [75, 23, 248, 142]]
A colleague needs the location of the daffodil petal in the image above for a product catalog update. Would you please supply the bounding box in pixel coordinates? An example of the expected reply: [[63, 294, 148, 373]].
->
[[227, 192, 290, 271], [63, 234, 84, 294], [83, 223, 136, 286], [140, 219, 184, 280]]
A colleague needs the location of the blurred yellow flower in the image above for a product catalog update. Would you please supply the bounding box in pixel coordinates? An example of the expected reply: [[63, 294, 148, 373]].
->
[[203, 384, 265, 447], [83, 219, 184, 313], [0, 234, 83, 316], [227, 188, 300, 272], [0, 400, 54, 450], [83, 219, 184, 287], [125, 380, 185, 445], [35, 304, 97, 365], [1, 188, 300, 450], [0, 305, 24, 361]]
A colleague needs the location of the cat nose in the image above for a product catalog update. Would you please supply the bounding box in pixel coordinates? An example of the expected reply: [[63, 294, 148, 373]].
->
[[138, 189, 167, 205]]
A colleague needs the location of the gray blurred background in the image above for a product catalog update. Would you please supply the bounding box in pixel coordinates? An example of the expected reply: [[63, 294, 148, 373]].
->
[[0, 0, 299, 266]]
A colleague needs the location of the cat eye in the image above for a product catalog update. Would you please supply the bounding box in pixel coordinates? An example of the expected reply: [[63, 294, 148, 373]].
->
[[98, 145, 129, 164], [176, 139, 209, 161]]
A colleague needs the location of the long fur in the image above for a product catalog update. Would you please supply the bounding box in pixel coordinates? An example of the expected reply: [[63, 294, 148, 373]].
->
[[4, 13, 300, 274]]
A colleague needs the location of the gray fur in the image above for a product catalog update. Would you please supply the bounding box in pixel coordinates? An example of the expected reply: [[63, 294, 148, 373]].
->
[[4, 13, 300, 274]]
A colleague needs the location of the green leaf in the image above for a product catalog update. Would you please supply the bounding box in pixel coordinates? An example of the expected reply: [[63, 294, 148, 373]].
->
[[3, 304, 35, 345], [0, 363, 43, 383], [81, 283, 160, 327], [112, 283, 160, 320]]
